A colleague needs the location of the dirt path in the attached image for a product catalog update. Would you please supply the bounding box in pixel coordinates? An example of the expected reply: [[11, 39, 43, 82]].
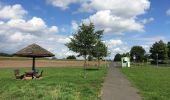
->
[[101, 62, 142, 100]]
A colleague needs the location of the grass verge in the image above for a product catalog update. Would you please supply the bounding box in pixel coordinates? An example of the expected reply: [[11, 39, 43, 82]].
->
[[0, 66, 107, 100], [121, 65, 170, 100]]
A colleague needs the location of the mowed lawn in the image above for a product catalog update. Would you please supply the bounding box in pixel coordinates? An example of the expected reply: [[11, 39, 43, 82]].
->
[[121, 65, 170, 100], [0, 66, 107, 100]]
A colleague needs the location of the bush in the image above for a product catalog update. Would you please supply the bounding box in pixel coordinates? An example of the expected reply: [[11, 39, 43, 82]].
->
[[66, 55, 76, 59], [88, 56, 93, 61], [151, 60, 168, 65]]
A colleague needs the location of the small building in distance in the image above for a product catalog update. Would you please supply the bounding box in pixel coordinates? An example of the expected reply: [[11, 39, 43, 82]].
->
[[121, 57, 130, 67]]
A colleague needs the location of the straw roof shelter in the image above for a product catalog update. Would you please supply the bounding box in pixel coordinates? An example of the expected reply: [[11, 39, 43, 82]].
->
[[15, 43, 55, 70]]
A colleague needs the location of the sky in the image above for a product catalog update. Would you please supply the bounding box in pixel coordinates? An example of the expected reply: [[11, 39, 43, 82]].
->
[[0, 0, 170, 59]]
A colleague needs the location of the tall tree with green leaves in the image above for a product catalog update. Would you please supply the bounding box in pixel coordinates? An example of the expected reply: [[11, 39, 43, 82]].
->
[[92, 41, 108, 69], [66, 23, 101, 71], [122, 53, 130, 57], [168, 42, 170, 60], [130, 46, 146, 62], [150, 40, 168, 64], [114, 53, 122, 61]]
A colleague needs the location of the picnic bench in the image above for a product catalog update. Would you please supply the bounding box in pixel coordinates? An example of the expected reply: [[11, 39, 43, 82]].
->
[[14, 69, 43, 80]]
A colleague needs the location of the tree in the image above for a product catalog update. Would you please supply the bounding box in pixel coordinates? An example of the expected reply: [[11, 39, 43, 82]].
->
[[66, 55, 76, 59], [92, 41, 108, 69], [51, 57, 57, 60], [168, 42, 170, 60], [0, 53, 13, 57], [150, 40, 168, 64], [122, 53, 130, 57], [130, 46, 146, 62], [144, 54, 150, 63], [88, 55, 93, 61], [66, 22, 104, 77], [114, 53, 122, 61]]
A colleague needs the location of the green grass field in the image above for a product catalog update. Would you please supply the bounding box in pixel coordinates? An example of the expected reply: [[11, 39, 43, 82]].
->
[[0, 66, 107, 100], [121, 65, 170, 100]]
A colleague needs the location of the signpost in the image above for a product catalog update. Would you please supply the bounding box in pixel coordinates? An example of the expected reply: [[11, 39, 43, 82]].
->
[[121, 57, 130, 67], [156, 53, 158, 67]]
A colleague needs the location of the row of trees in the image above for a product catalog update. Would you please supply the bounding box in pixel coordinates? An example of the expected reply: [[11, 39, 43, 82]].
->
[[0, 53, 13, 57], [66, 23, 108, 70], [150, 40, 169, 64], [114, 40, 170, 64], [114, 53, 129, 61]]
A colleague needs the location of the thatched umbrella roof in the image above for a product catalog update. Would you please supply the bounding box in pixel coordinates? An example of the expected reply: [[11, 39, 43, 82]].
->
[[15, 43, 55, 70], [15, 43, 54, 57]]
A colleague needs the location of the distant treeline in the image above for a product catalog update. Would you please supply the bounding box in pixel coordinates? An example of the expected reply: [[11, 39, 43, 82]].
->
[[0, 53, 14, 57], [114, 40, 170, 64]]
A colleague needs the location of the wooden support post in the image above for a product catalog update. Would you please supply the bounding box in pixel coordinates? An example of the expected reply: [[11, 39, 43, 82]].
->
[[32, 57, 35, 71]]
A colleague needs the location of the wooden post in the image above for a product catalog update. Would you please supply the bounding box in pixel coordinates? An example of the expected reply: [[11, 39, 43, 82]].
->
[[32, 57, 35, 71]]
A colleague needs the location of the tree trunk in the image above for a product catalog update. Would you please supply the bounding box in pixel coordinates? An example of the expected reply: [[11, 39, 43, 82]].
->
[[32, 57, 35, 71], [84, 55, 87, 78], [84, 55, 87, 70], [97, 57, 100, 69]]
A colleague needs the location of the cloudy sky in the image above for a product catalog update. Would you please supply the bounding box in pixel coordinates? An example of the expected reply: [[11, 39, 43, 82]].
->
[[0, 0, 170, 59]]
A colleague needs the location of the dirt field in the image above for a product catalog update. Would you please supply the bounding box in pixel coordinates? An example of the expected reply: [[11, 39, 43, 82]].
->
[[0, 60, 107, 68]]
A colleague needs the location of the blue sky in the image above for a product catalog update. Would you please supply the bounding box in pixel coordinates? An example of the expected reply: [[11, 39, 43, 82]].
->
[[0, 0, 170, 59]]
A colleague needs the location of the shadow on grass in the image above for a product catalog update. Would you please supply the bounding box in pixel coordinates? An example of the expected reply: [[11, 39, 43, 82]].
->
[[85, 68, 99, 71]]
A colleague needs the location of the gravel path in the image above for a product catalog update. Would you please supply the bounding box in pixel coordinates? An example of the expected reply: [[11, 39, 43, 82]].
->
[[101, 62, 142, 100]]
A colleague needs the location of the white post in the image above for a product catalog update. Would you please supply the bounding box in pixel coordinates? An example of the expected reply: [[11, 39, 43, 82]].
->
[[156, 53, 158, 67]]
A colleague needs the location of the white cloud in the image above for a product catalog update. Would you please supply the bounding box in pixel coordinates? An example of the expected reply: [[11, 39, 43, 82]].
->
[[0, 4, 72, 58], [0, 17, 58, 38], [49, 26, 59, 33], [133, 36, 166, 42], [166, 8, 170, 16], [78, 0, 150, 35], [47, 0, 150, 35], [0, 4, 27, 19], [141, 17, 154, 24], [79, 0, 150, 18], [77, 2, 94, 13], [112, 47, 128, 54], [6, 17, 49, 33], [61, 28, 66, 32], [108, 46, 130, 59], [141, 44, 150, 52], [47, 0, 150, 18], [105, 39, 123, 48], [46, 0, 78, 10], [57, 37, 71, 44], [83, 10, 144, 34], [103, 39, 130, 58], [71, 20, 78, 31]]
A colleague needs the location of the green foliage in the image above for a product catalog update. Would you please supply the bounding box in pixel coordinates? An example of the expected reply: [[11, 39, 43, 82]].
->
[[144, 54, 150, 62], [66, 23, 97, 59], [88, 55, 93, 61], [121, 52, 130, 57], [0, 53, 13, 57], [66, 22, 108, 70], [150, 40, 168, 64], [92, 41, 107, 68], [167, 42, 170, 59], [114, 53, 122, 61], [66, 55, 76, 59], [121, 65, 170, 100], [130, 46, 146, 62], [0, 67, 107, 100], [92, 41, 108, 60]]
